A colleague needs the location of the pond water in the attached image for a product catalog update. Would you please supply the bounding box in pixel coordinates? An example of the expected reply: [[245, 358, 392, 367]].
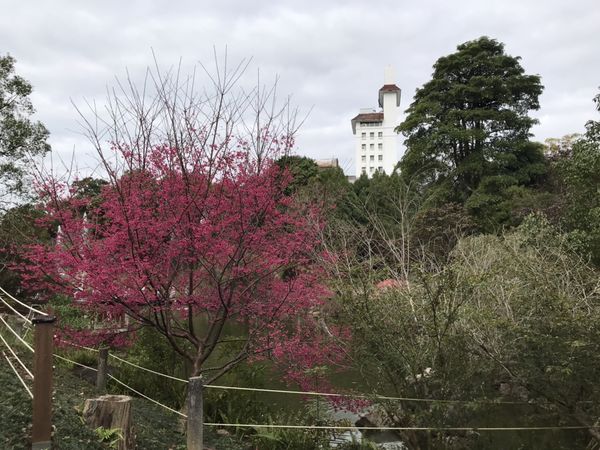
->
[[195, 317, 406, 447]]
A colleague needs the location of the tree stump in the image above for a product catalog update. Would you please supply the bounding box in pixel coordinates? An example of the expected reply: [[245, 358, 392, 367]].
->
[[82, 395, 135, 450]]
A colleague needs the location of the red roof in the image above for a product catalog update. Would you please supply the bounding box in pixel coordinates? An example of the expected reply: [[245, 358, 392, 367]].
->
[[352, 112, 383, 122], [351, 112, 384, 133], [379, 84, 401, 93], [378, 84, 401, 107]]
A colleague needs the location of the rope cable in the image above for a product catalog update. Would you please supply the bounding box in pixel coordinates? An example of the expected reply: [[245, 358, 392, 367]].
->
[[203, 384, 528, 405], [58, 339, 98, 352], [2, 351, 33, 398], [56, 338, 532, 406], [58, 339, 188, 383], [80, 349, 528, 404], [49, 349, 599, 433], [109, 353, 188, 383], [0, 287, 47, 316], [52, 352, 186, 418], [0, 315, 34, 352], [107, 374, 187, 418], [202, 422, 599, 431], [0, 295, 32, 324], [58, 339, 187, 382], [53, 353, 98, 372], [0, 331, 33, 378]]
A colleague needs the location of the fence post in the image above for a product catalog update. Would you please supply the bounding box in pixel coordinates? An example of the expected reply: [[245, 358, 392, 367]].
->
[[96, 347, 109, 391], [31, 314, 56, 450], [187, 376, 203, 450]]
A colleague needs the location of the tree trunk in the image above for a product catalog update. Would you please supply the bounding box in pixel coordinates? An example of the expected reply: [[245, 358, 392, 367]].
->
[[82, 395, 135, 450]]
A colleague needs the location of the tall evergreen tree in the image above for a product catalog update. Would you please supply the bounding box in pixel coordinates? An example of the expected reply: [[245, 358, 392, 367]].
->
[[0, 54, 50, 203], [397, 37, 546, 229]]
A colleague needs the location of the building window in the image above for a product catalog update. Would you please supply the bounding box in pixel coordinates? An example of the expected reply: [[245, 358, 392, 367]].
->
[[370, 132, 374, 139], [370, 144, 374, 150], [370, 155, 374, 162], [378, 132, 383, 138], [369, 167, 374, 172], [361, 167, 366, 174], [378, 166, 383, 172], [361, 155, 366, 162], [361, 144, 366, 151], [378, 155, 383, 161], [378, 143, 383, 150], [361, 133, 366, 140]]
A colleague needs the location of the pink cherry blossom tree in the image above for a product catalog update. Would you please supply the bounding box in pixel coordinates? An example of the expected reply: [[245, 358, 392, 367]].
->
[[22, 57, 345, 384]]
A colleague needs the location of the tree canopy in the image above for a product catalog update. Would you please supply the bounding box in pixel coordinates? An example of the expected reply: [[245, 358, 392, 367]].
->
[[397, 37, 546, 230], [20, 60, 345, 387], [0, 54, 50, 202], [554, 91, 600, 264]]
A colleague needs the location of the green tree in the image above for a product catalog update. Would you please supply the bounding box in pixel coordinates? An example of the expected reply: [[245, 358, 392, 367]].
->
[[331, 218, 600, 449], [397, 37, 546, 230], [0, 203, 51, 295], [0, 54, 50, 203], [276, 155, 353, 219], [276, 155, 319, 194], [555, 91, 600, 264]]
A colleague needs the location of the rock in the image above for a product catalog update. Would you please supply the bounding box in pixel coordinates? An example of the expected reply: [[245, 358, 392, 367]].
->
[[356, 411, 387, 428], [378, 442, 407, 450]]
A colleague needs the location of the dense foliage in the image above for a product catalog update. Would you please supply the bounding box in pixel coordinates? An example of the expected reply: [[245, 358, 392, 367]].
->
[[554, 92, 600, 264], [397, 37, 546, 231], [0, 54, 50, 203], [23, 147, 345, 386]]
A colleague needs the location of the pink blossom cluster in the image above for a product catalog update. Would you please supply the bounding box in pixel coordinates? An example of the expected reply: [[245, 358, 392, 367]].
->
[[22, 140, 347, 385]]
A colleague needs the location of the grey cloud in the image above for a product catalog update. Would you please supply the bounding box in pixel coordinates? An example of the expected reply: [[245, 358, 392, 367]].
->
[[1, 0, 598, 176]]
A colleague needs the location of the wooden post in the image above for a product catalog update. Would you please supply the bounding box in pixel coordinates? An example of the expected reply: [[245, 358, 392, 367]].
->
[[96, 347, 109, 391], [187, 376, 204, 450], [31, 314, 56, 450]]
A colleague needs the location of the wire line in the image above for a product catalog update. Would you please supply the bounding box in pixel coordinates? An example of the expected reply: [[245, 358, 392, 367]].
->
[[2, 351, 33, 398], [57, 338, 530, 406]]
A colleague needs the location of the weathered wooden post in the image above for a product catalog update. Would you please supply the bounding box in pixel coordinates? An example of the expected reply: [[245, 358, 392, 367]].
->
[[187, 376, 204, 450], [83, 395, 135, 450], [31, 314, 56, 450], [96, 347, 109, 391]]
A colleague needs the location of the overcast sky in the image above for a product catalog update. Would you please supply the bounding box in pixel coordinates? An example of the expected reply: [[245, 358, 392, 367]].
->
[[1, 0, 599, 175]]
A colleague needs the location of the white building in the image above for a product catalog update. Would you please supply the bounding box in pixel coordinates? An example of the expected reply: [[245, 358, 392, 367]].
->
[[351, 67, 401, 178]]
